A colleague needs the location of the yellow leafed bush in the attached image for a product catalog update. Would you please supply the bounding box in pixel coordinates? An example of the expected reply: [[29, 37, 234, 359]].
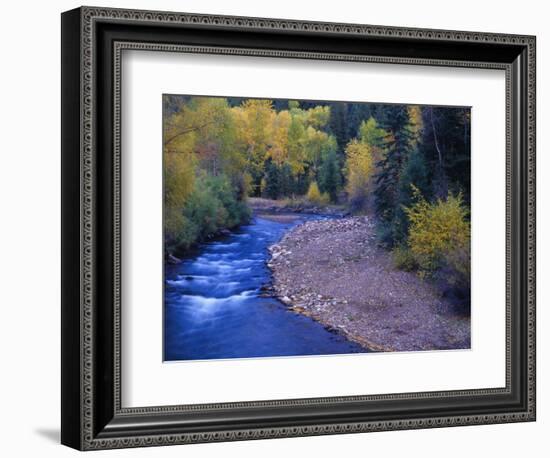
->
[[345, 140, 374, 211], [404, 186, 470, 275], [392, 245, 417, 271], [306, 181, 321, 201], [306, 181, 330, 206]]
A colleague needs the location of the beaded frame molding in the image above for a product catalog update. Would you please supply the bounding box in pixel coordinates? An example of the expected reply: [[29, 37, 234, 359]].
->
[[61, 6, 536, 451]]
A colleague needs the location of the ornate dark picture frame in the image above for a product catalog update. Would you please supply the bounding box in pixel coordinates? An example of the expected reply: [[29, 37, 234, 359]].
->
[[61, 6, 536, 451]]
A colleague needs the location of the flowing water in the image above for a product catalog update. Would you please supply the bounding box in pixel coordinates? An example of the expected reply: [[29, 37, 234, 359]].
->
[[164, 215, 366, 361]]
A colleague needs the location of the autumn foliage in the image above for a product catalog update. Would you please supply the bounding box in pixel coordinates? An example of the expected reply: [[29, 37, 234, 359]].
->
[[345, 140, 373, 212], [163, 96, 343, 255], [404, 186, 470, 289], [306, 181, 330, 206], [163, 95, 471, 307]]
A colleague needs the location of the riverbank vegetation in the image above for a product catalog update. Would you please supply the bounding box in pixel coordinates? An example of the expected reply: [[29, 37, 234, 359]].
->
[[164, 95, 471, 305]]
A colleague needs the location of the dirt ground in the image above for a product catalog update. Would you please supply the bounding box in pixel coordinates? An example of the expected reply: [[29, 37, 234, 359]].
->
[[267, 216, 471, 352]]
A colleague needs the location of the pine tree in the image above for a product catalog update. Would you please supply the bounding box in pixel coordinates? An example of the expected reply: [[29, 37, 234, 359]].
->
[[263, 159, 281, 199], [392, 148, 429, 244], [328, 102, 348, 151], [346, 103, 373, 142], [279, 163, 293, 197], [374, 105, 414, 247], [421, 106, 471, 202], [319, 150, 341, 202]]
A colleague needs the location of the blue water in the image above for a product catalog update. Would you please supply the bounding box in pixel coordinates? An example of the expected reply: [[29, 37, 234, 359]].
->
[[164, 215, 367, 361]]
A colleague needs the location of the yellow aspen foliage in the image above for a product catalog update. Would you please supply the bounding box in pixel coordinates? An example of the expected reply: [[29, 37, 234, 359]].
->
[[164, 152, 195, 208], [286, 115, 307, 175], [268, 110, 291, 165], [231, 100, 275, 186], [345, 140, 374, 190], [345, 140, 374, 210], [163, 105, 199, 240], [164, 151, 196, 242], [306, 181, 329, 205], [404, 186, 470, 274], [358, 117, 386, 147], [304, 126, 333, 168], [357, 117, 386, 177], [306, 181, 321, 202], [304, 105, 331, 129], [407, 105, 423, 147]]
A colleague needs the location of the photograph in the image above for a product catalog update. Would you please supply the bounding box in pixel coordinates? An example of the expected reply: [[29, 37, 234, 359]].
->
[[55, 3, 538, 452], [163, 95, 472, 361]]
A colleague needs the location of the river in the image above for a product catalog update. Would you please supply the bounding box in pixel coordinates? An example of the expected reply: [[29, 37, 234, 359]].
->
[[164, 215, 367, 361]]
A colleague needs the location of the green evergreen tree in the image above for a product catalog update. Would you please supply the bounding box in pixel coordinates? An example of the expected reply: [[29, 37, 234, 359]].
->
[[319, 149, 341, 202], [293, 171, 310, 196], [392, 148, 429, 244], [279, 163, 293, 197], [346, 103, 373, 142], [328, 102, 348, 151], [421, 106, 471, 202], [263, 159, 281, 199], [374, 105, 414, 247]]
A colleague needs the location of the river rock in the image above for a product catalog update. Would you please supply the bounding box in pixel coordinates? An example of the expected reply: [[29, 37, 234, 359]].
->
[[265, 215, 471, 353]]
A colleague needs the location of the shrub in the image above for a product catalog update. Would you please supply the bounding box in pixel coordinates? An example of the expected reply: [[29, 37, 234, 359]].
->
[[205, 174, 251, 228], [165, 209, 199, 255], [437, 244, 471, 309], [375, 221, 394, 249], [392, 245, 417, 271], [306, 181, 329, 205], [183, 182, 226, 236], [306, 180, 321, 202], [448, 245, 470, 287], [404, 186, 470, 276], [166, 173, 251, 256]]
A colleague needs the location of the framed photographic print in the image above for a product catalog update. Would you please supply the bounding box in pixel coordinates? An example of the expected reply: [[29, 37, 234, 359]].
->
[[61, 6, 536, 450]]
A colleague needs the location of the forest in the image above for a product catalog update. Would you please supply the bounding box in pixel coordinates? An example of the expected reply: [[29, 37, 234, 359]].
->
[[163, 95, 471, 300]]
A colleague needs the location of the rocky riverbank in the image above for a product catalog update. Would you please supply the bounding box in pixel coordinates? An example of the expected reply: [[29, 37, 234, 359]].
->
[[267, 216, 471, 352]]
